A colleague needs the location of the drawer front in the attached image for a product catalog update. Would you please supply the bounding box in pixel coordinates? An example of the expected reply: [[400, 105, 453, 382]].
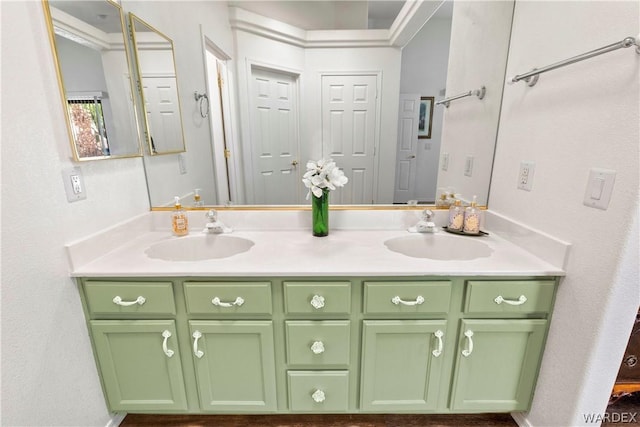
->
[[284, 282, 351, 316], [184, 282, 272, 315], [286, 321, 350, 366], [287, 371, 349, 412], [84, 281, 175, 317], [465, 280, 556, 315], [364, 281, 451, 315]]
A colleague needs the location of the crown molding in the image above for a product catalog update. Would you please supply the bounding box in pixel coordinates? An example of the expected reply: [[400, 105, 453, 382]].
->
[[228, 2, 443, 49]]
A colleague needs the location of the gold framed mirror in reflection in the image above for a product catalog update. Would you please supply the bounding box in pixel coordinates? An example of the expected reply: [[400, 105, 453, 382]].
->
[[42, 0, 142, 161], [129, 13, 186, 156]]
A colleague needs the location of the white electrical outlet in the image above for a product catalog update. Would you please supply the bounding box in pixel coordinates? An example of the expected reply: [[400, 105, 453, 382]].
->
[[464, 156, 474, 177], [441, 153, 449, 171], [178, 153, 187, 174], [62, 167, 87, 202], [517, 161, 535, 191]]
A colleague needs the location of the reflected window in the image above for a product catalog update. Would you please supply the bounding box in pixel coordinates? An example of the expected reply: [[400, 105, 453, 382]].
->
[[67, 96, 110, 157]]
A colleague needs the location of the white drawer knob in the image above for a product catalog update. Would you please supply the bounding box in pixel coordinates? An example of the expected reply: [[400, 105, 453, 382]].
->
[[310, 295, 325, 309], [310, 341, 325, 354], [311, 389, 325, 403]]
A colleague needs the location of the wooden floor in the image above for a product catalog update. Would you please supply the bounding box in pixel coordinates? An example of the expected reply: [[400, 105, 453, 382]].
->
[[120, 393, 640, 426], [121, 413, 518, 427]]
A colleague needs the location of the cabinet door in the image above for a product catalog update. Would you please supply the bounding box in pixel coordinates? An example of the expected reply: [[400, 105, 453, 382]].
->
[[189, 321, 277, 412], [360, 320, 447, 411], [90, 320, 187, 412], [450, 319, 547, 412]]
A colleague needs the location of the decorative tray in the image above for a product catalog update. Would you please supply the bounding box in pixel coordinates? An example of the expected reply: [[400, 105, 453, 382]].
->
[[442, 226, 489, 237]]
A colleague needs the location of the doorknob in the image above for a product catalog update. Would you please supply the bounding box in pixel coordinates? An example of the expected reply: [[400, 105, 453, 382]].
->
[[408, 155, 416, 159], [291, 160, 299, 167]]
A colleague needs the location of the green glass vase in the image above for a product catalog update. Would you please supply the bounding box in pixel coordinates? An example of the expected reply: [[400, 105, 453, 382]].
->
[[312, 189, 329, 237]]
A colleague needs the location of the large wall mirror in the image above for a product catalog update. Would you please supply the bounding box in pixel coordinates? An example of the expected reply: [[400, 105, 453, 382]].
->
[[127, 0, 514, 209], [129, 13, 186, 156], [43, 0, 142, 161]]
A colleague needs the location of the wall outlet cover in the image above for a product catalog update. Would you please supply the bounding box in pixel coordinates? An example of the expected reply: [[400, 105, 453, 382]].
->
[[441, 153, 449, 171], [464, 156, 474, 177], [62, 167, 87, 202], [517, 161, 535, 191]]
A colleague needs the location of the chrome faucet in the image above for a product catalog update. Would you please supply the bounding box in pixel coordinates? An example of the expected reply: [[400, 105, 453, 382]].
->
[[203, 209, 230, 233], [414, 209, 437, 233]]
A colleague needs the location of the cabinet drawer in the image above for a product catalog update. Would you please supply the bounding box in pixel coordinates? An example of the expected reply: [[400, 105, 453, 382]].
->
[[184, 282, 272, 315], [284, 282, 351, 316], [364, 281, 451, 315], [464, 280, 556, 315], [286, 321, 350, 366], [287, 371, 349, 412], [84, 281, 175, 317]]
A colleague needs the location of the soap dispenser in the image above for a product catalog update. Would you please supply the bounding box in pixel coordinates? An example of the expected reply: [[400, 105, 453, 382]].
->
[[193, 188, 204, 207], [171, 196, 189, 236], [447, 199, 464, 231], [436, 193, 448, 208], [463, 195, 482, 234]]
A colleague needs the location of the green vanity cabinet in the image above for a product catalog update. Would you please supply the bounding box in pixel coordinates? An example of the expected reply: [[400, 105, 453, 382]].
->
[[360, 320, 447, 411], [188, 320, 277, 412], [90, 320, 188, 412], [78, 276, 557, 415], [449, 319, 548, 412], [448, 279, 556, 412]]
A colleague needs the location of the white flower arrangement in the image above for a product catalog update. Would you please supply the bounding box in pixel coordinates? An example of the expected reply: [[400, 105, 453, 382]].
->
[[302, 159, 348, 199]]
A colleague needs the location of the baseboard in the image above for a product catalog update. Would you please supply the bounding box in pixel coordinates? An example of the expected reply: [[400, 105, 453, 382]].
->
[[511, 411, 532, 427], [105, 413, 126, 427]]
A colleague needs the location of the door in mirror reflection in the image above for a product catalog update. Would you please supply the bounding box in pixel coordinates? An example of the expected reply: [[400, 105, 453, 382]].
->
[[129, 13, 186, 155], [248, 67, 301, 204], [44, 0, 142, 160], [322, 74, 378, 205]]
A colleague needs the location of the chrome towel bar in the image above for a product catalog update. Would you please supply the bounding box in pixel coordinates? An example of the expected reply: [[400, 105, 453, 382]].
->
[[436, 86, 486, 108], [509, 35, 640, 87]]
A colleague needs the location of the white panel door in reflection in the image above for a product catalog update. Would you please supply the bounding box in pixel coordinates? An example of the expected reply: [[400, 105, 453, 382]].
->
[[322, 74, 378, 204], [249, 68, 300, 204]]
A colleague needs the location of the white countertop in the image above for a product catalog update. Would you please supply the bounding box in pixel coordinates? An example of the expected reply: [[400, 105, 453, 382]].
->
[[68, 225, 565, 278]]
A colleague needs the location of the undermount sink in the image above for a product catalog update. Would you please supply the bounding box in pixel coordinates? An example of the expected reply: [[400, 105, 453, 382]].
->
[[384, 233, 493, 260], [145, 234, 254, 261]]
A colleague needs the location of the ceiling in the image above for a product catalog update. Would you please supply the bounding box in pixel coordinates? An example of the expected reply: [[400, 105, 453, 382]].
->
[[50, 0, 123, 34], [227, 0, 407, 30]]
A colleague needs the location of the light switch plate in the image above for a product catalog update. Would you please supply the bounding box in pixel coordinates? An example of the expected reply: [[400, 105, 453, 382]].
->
[[583, 168, 616, 210], [62, 167, 87, 202]]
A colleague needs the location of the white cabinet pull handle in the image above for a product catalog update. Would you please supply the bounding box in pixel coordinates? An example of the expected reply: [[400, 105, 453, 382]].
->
[[462, 330, 474, 357], [432, 330, 444, 357], [192, 330, 204, 358], [311, 389, 326, 403], [310, 295, 325, 309], [212, 296, 244, 307], [161, 330, 174, 358], [112, 296, 146, 306], [391, 295, 425, 306], [310, 341, 325, 354], [494, 295, 527, 306]]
